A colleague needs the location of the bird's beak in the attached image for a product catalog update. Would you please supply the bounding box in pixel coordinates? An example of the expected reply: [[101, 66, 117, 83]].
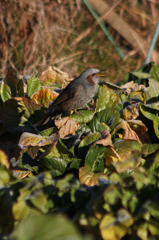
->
[[96, 69, 106, 77]]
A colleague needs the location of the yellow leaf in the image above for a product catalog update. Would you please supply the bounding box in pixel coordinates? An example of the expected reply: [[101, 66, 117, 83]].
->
[[100, 214, 127, 240], [100, 209, 134, 240], [19, 132, 58, 149], [31, 88, 59, 108], [0, 150, 10, 169], [12, 169, 32, 179], [79, 165, 107, 186], [121, 103, 139, 120], [105, 147, 120, 166]]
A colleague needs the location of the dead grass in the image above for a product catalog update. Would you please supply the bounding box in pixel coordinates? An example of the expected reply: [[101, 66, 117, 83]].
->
[[0, 0, 159, 81]]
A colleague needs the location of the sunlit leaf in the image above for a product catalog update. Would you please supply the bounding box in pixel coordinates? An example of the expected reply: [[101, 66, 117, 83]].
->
[[105, 147, 120, 166], [12, 188, 38, 221], [71, 110, 95, 123], [112, 151, 142, 173], [89, 108, 120, 132], [99, 209, 134, 240], [0, 82, 12, 102], [28, 189, 53, 213], [0, 149, 10, 169], [96, 85, 118, 112], [130, 71, 151, 79], [104, 185, 121, 205], [153, 116, 159, 138], [148, 222, 159, 235], [121, 103, 139, 120], [55, 117, 79, 138], [140, 104, 157, 120], [79, 165, 107, 186], [121, 81, 144, 95], [27, 76, 40, 98], [150, 65, 159, 81], [105, 140, 141, 167], [45, 139, 79, 164], [79, 132, 100, 149], [129, 91, 145, 102], [0, 167, 11, 186], [12, 169, 31, 179], [144, 78, 159, 101], [40, 66, 69, 86], [19, 132, 58, 149], [31, 88, 58, 108], [85, 145, 105, 172], [142, 143, 159, 155], [137, 224, 148, 240]]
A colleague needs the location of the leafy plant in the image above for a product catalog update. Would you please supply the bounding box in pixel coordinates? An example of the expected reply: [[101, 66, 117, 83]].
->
[[0, 63, 159, 240]]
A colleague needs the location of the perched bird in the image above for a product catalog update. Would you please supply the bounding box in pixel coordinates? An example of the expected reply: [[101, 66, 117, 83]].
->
[[36, 68, 105, 125]]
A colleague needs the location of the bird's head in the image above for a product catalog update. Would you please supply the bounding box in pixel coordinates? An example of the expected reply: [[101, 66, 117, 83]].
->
[[80, 68, 106, 86]]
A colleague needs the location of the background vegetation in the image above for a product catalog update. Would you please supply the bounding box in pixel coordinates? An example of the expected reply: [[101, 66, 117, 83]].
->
[[0, 0, 159, 81]]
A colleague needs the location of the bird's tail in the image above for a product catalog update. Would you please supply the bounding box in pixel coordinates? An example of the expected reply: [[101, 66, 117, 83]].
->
[[35, 115, 51, 126]]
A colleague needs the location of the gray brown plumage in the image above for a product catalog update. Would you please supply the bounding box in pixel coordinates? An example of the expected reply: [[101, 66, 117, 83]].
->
[[36, 68, 105, 126]]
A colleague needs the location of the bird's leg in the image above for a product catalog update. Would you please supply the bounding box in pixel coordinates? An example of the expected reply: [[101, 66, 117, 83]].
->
[[72, 109, 82, 115], [86, 99, 96, 111]]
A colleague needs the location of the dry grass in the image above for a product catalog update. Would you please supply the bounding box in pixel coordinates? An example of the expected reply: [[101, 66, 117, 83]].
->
[[0, 0, 159, 81]]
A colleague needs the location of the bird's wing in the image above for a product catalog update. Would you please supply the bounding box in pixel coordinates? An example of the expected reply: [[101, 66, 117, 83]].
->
[[50, 80, 78, 107]]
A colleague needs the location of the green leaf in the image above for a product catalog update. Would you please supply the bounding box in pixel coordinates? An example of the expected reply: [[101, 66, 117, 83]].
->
[[89, 108, 120, 132], [40, 157, 67, 176], [142, 143, 159, 155], [79, 133, 100, 148], [27, 76, 40, 98], [2, 67, 24, 99], [71, 110, 95, 123], [28, 189, 53, 213], [85, 145, 105, 172], [144, 78, 159, 101], [46, 139, 79, 164], [97, 85, 118, 112], [0, 82, 12, 102], [140, 104, 158, 120], [130, 71, 151, 79], [12, 214, 82, 240], [0, 167, 12, 187], [150, 65, 159, 81], [153, 116, 159, 138], [1, 97, 42, 132]]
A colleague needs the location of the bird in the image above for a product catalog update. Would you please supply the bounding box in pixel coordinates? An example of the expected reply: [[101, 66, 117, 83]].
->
[[36, 68, 106, 126]]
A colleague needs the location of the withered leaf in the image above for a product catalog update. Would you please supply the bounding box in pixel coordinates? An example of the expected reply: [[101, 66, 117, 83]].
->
[[95, 129, 113, 147], [19, 132, 58, 149], [117, 120, 141, 144], [121, 103, 139, 120], [40, 66, 69, 86], [55, 117, 79, 138]]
